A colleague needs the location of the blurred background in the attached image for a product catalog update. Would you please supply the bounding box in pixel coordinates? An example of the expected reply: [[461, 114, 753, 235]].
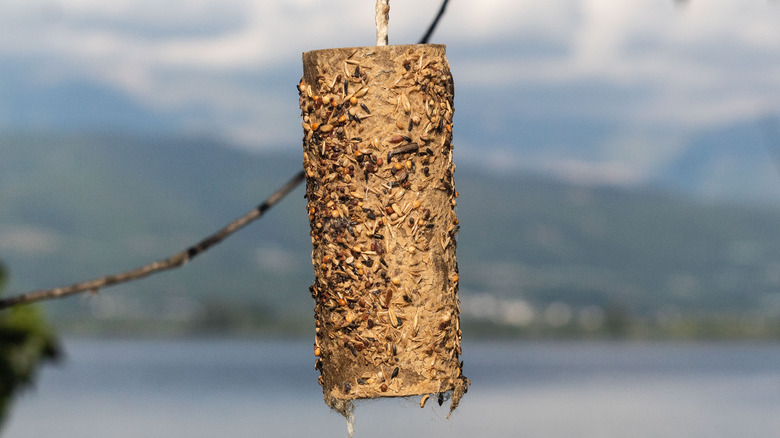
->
[[1, 0, 780, 436]]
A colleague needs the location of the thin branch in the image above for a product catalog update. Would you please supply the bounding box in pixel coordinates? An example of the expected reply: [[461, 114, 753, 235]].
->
[[0, 171, 305, 309], [419, 0, 450, 44]]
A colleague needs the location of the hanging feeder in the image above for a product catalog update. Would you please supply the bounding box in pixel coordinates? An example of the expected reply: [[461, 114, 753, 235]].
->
[[298, 3, 467, 419]]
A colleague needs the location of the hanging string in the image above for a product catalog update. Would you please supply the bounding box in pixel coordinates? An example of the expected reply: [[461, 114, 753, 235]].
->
[[375, 0, 390, 46]]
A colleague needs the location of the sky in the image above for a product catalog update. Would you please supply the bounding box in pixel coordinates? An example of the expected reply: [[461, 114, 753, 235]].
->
[[3, 0, 780, 194]]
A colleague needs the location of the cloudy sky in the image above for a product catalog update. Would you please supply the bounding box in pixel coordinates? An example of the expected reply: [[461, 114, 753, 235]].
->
[[2, 0, 780, 192]]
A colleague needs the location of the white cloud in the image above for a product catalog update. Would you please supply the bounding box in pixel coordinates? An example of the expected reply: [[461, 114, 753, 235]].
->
[[2, 0, 780, 151], [454, 0, 780, 131]]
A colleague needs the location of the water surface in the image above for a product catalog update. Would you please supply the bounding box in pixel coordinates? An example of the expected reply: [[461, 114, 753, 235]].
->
[[6, 339, 780, 437]]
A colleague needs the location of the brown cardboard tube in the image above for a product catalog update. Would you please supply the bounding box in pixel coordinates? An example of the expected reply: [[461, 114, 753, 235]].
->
[[299, 44, 468, 416]]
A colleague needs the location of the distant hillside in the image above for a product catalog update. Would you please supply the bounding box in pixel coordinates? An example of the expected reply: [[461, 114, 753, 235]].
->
[[652, 120, 780, 203], [0, 132, 314, 320], [455, 108, 780, 205], [1, 131, 780, 337]]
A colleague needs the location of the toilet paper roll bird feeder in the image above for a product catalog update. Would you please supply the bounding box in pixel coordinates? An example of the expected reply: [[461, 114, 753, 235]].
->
[[299, 35, 467, 417]]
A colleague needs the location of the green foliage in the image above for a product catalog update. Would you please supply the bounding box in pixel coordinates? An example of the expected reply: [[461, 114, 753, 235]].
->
[[0, 261, 60, 427]]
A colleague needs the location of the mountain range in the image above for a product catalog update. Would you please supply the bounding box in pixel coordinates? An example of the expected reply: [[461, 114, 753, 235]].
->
[[1, 130, 780, 337]]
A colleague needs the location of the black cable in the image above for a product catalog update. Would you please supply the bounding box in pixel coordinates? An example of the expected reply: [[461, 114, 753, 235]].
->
[[419, 0, 451, 44]]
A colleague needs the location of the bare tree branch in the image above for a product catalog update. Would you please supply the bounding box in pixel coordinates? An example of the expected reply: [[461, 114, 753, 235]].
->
[[0, 171, 305, 309]]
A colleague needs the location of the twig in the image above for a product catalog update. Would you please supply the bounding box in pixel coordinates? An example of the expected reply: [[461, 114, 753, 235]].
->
[[419, 0, 450, 44], [0, 171, 305, 309], [376, 0, 390, 46]]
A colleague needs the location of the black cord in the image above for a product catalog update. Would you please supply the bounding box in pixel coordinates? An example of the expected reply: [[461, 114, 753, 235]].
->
[[419, 0, 450, 44]]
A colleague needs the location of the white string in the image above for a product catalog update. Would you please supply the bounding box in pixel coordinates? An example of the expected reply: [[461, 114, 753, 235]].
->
[[375, 0, 389, 46], [346, 411, 355, 438]]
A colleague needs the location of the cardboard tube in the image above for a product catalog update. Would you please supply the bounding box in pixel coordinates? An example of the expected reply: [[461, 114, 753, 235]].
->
[[299, 44, 467, 416]]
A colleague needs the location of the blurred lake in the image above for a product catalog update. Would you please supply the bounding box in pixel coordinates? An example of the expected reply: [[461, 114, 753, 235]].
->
[[5, 339, 780, 437]]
